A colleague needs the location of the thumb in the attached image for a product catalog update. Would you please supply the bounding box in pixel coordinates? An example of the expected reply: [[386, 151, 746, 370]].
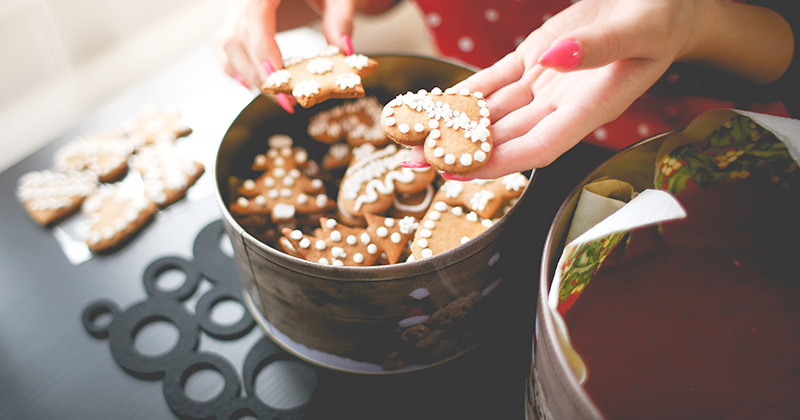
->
[[320, 0, 356, 52]]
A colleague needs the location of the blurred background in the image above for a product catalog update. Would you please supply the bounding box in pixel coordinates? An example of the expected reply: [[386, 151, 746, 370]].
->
[[0, 0, 434, 172]]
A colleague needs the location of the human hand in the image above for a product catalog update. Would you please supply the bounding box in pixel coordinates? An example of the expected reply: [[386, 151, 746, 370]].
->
[[407, 0, 704, 180]]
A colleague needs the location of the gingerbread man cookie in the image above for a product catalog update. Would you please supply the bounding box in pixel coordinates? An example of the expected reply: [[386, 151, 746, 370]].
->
[[54, 131, 134, 182], [338, 144, 437, 224], [407, 200, 494, 261], [307, 96, 388, 146], [16, 170, 98, 226], [230, 136, 334, 224], [81, 183, 158, 253], [381, 87, 492, 175], [261, 46, 378, 108], [279, 214, 417, 266], [122, 107, 192, 148], [129, 142, 205, 208], [436, 173, 528, 219]]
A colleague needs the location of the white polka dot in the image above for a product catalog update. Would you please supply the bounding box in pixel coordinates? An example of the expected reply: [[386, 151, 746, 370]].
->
[[637, 123, 651, 137], [458, 36, 475, 53], [484, 8, 499, 22], [542, 13, 553, 22], [514, 36, 526, 47], [593, 127, 608, 141], [425, 12, 442, 28]]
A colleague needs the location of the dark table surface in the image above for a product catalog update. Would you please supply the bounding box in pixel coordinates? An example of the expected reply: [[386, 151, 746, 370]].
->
[[0, 46, 612, 420]]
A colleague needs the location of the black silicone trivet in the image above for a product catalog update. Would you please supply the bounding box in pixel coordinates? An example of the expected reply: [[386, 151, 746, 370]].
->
[[82, 220, 316, 420]]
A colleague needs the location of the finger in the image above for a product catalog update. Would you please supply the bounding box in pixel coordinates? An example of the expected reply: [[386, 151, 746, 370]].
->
[[489, 95, 552, 145], [320, 0, 356, 52], [453, 51, 525, 97], [400, 146, 430, 168], [221, 40, 263, 91], [480, 77, 538, 125], [243, 1, 284, 84]]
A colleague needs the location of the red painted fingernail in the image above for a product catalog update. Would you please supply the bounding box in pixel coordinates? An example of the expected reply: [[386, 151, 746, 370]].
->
[[401, 160, 431, 169], [262, 60, 275, 74], [262, 61, 295, 113], [441, 173, 474, 182], [234, 74, 249, 89], [539, 40, 581, 71], [342, 35, 354, 56]]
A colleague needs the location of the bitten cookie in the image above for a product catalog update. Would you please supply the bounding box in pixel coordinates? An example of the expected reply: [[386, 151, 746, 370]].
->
[[381, 87, 492, 175], [129, 142, 205, 208], [279, 214, 417, 266], [16, 170, 98, 226], [408, 200, 494, 261], [81, 183, 158, 252], [338, 144, 437, 224], [436, 173, 528, 219], [54, 131, 134, 182], [261, 46, 378, 108], [307, 96, 388, 146], [122, 107, 192, 148]]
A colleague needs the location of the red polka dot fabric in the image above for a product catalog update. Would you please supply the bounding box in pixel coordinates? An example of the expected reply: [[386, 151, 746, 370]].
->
[[413, 0, 791, 151]]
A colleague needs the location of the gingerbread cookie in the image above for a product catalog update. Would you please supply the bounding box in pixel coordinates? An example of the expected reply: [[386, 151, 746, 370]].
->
[[321, 142, 353, 170], [262, 46, 378, 108], [338, 144, 437, 223], [81, 183, 158, 252], [307, 96, 388, 146], [381, 87, 492, 175], [122, 107, 192, 148], [16, 170, 98, 226], [407, 200, 494, 261], [54, 131, 134, 182], [230, 136, 334, 225], [436, 173, 528, 219], [390, 184, 435, 220], [279, 214, 417, 266], [129, 142, 205, 208]]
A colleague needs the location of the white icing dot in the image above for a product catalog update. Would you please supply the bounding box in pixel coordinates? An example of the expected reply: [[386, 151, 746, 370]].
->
[[421, 248, 433, 258], [474, 150, 486, 162], [315, 240, 327, 250], [384, 218, 395, 227], [243, 179, 256, 190], [377, 226, 389, 237], [300, 237, 310, 249], [417, 238, 428, 248], [360, 233, 371, 244], [325, 219, 337, 229], [430, 129, 441, 139], [460, 236, 471, 244], [390, 232, 401, 244], [346, 235, 357, 245], [290, 230, 303, 240], [460, 154, 473, 166], [433, 148, 444, 158], [398, 124, 410, 134], [386, 117, 396, 126], [431, 87, 443, 95], [420, 228, 432, 238], [318, 258, 329, 265], [413, 123, 425, 133], [428, 210, 441, 221], [353, 253, 364, 264], [433, 201, 448, 211], [459, 88, 470, 96], [481, 142, 492, 152], [426, 138, 437, 148], [444, 154, 456, 165], [383, 108, 394, 117], [367, 243, 378, 254], [330, 230, 342, 242]]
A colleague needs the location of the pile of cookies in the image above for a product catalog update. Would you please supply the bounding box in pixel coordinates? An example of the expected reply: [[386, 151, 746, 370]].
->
[[16, 107, 203, 253], [227, 96, 528, 266]]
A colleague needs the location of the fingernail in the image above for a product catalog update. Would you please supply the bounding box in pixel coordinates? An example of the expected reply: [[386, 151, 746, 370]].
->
[[539, 40, 581, 71], [342, 35, 354, 56], [234, 74, 249, 89], [441, 173, 474, 182], [401, 160, 431, 169], [262, 61, 295, 113], [262, 60, 275, 74]]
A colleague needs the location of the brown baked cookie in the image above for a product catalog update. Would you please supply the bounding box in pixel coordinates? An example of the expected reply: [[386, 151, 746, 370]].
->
[[307, 96, 388, 146], [338, 144, 437, 224], [81, 183, 158, 253], [16, 170, 98, 226], [122, 107, 192, 148], [279, 214, 416, 266], [435, 172, 528, 219], [381, 87, 492, 175], [261, 46, 378, 108], [321, 142, 352, 170], [408, 200, 494, 261], [129, 142, 205, 208], [389, 184, 435, 220], [230, 136, 334, 225], [53, 131, 134, 182]]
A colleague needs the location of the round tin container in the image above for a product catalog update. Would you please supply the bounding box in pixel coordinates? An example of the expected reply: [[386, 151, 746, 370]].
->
[[215, 55, 537, 374]]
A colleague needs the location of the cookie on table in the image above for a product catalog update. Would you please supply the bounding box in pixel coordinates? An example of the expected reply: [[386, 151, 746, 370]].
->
[[262, 46, 379, 108], [435, 173, 528, 219], [381, 87, 492, 175], [407, 200, 494, 261], [337, 143, 437, 224], [122, 107, 192, 148], [16, 170, 98, 226], [308, 96, 388, 146], [53, 131, 134, 182], [129, 142, 205, 208], [81, 183, 158, 253]]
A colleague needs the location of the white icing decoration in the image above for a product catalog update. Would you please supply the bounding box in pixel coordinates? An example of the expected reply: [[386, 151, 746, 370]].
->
[[336, 73, 361, 90], [344, 54, 370, 69], [292, 79, 321, 98], [306, 57, 333, 75], [267, 69, 291, 87]]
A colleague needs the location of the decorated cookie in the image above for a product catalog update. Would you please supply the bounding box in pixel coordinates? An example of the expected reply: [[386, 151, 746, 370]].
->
[[279, 214, 417, 266], [436, 173, 528, 219], [54, 131, 134, 182], [381, 87, 492, 175], [308, 96, 388, 146], [17, 170, 98, 226], [338, 144, 437, 224], [321, 142, 353, 170], [390, 184, 435, 220], [261, 46, 379, 108], [129, 142, 205, 208], [230, 136, 334, 225], [81, 183, 158, 252], [408, 200, 494, 261], [122, 107, 192, 148]]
